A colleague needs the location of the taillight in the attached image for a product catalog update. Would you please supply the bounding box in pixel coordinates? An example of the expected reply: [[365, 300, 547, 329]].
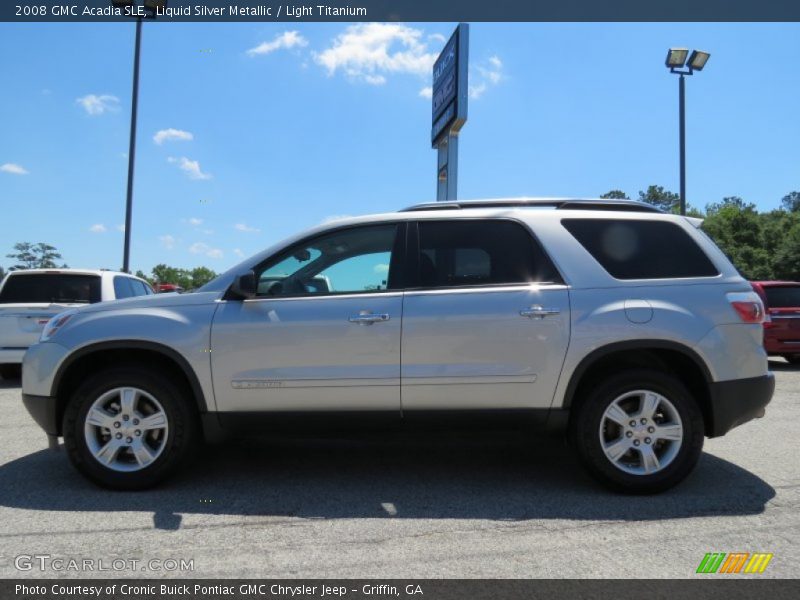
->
[[731, 300, 764, 323]]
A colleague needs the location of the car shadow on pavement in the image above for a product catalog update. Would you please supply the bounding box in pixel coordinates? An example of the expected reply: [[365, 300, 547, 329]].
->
[[769, 358, 800, 372], [0, 430, 775, 529]]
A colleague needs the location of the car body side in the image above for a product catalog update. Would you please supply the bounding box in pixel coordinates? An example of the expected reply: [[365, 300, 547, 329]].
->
[[21, 208, 771, 442]]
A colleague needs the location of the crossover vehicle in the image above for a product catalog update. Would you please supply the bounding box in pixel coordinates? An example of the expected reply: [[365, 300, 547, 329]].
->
[[751, 280, 800, 364], [21, 199, 774, 492], [0, 269, 153, 378]]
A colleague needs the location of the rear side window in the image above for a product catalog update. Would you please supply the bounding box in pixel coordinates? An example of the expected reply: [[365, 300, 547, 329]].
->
[[417, 220, 562, 288], [562, 219, 719, 280], [764, 286, 800, 308], [129, 279, 152, 296], [114, 275, 145, 300], [0, 274, 101, 304]]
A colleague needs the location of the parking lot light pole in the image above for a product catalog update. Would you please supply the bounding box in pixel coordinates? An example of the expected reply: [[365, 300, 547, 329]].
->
[[665, 48, 710, 216], [113, 0, 166, 272]]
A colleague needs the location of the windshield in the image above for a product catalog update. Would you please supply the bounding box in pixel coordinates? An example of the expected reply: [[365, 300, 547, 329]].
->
[[0, 273, 102, 304]]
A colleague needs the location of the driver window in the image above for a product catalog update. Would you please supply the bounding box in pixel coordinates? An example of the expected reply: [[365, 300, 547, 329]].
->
[[256, 224, 398, 297]]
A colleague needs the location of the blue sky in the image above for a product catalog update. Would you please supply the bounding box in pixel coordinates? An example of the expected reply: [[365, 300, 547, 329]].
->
[[1, 22, 798, 274]]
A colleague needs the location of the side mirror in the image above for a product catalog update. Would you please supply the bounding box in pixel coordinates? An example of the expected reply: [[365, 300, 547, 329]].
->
[[229, 271, 257, 300]]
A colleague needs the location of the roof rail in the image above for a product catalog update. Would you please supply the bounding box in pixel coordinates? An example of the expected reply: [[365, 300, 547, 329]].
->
[[401, 198, 662, 213]]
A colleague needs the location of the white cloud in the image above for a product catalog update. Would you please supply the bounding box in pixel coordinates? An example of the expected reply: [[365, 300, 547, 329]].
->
[[469, 83, 488, 100], [116, 224, 125, 232], [76, 94, 120, 116], [314, 23, 437, 85], [153, 128, 194, 145], [89, 224, 107, 233], [159, 235, 176, 250], [168, 156, 212, 180], [428, 33, 446, 43], [418, 86, 432, 99], [189, 242, 223, 258], [233, 248, 245, 258], [247, 31, 308, 56], [470, 55, 504, 99], [188, 217, 203, 226], [373, 263, 390, 274], [234, 223, 260, 233], [0, 163, 29, 175]]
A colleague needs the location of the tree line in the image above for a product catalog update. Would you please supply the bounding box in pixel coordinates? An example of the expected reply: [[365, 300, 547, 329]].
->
[[1, 243, 218, 289]]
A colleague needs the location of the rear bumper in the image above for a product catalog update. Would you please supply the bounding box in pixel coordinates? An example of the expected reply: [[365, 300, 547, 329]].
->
[[22, 393, 59, 436], [708, 373, 774, 437]]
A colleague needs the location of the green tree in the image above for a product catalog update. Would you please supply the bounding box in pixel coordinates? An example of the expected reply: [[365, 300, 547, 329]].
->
[[6, 242, 65, 270], [151, 264, 192, 289], [772, 215, 800, 280], [781, 191, 800, 213], [600, 190, 629, 199], [702, 197, 772, 279], [638, 185, 680, 213], [134, 270, 154, 285], [190, 266, 217, 288]]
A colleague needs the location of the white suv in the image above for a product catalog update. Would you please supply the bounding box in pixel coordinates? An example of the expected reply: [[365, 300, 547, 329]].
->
[[21, 199, 774, 493], [0, 269, 153, 377]]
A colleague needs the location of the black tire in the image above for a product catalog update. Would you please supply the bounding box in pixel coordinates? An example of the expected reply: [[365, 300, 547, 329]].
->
[[570, 369, 704, 494], [0, 364, 22, 380], [62, 367, 200, 490], [783, 354, 800, 365]]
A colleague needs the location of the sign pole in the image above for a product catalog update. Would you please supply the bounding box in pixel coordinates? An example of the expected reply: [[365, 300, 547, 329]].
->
[[431, 23, 468, 201], [437, 134, 459, 201]]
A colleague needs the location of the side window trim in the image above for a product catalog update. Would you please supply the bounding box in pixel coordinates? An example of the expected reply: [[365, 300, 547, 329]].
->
[[407, 218, 565, 291], [247, 221, 408, 300]]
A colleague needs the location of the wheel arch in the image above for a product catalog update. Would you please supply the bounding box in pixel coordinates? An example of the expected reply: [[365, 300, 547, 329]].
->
[[562, 340, 715, 436], [51, 340, 208, 436]]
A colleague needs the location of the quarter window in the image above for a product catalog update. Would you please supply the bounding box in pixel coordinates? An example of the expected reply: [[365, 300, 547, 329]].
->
[[256, 224, 400, 297], [113, 276, 135, 299], [562, 218, 719, 280], [416, 220, 561, 288]]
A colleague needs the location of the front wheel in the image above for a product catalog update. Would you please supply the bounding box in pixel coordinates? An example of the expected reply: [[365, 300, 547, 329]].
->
[[571, 369, 704, 494], [62, 367, 199, 490]]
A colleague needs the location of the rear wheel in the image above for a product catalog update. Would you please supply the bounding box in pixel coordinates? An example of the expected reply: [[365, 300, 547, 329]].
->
[[571, 369, 704, 494], [63, 367, 199, 490]]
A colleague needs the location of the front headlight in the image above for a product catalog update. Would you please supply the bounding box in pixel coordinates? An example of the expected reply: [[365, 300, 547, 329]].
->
[[40, 310, 77, 342]]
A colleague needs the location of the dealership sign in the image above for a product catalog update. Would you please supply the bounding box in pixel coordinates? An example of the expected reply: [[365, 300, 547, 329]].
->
[[431, 23, 469, 146]]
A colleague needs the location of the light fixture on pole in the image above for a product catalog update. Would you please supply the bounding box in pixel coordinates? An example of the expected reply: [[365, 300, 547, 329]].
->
[[665, 47, 710, 216], [112, 0, 166, 272]]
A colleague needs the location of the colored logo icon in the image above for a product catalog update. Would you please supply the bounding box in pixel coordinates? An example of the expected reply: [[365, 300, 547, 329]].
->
[[696, 552, 773, 574]]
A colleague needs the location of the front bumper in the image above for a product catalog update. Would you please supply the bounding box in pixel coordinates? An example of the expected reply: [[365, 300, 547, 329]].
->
[[22, 393, 59, 436], [708, 373, 774, 437]]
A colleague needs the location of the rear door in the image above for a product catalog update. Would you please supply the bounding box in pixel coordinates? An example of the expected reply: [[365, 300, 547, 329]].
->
[[400, 219, 571, 411], [0, 273, 101, 350]]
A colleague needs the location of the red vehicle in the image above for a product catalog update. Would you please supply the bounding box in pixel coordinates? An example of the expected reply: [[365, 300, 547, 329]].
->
[[154, 283, 184, 294], [751, 281, 800, 364]]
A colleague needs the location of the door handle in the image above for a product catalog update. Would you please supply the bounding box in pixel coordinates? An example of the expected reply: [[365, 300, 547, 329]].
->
[[348, 312, 390, 325], [520, 305, 560, 319]]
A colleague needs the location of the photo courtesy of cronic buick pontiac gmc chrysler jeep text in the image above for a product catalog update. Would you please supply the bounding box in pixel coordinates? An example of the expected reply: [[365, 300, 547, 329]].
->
[[20, 199, 774, 493]]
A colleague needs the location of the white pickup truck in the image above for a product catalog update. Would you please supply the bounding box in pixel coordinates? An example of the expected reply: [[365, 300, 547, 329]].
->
[[0, 269, 153, 378]]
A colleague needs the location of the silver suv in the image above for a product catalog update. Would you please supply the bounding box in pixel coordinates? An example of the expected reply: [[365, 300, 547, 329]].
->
[[21, 199, 774, 493]]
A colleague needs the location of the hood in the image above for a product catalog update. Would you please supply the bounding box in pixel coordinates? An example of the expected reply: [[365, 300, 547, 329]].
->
[[74, 291, 222, 314]]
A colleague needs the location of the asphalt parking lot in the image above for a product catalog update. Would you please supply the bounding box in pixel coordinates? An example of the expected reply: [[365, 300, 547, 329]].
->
[[0, 362, 797, 579]]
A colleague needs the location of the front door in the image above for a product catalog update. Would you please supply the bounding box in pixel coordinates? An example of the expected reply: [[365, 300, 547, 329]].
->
[[211, 223, 405, 413]]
